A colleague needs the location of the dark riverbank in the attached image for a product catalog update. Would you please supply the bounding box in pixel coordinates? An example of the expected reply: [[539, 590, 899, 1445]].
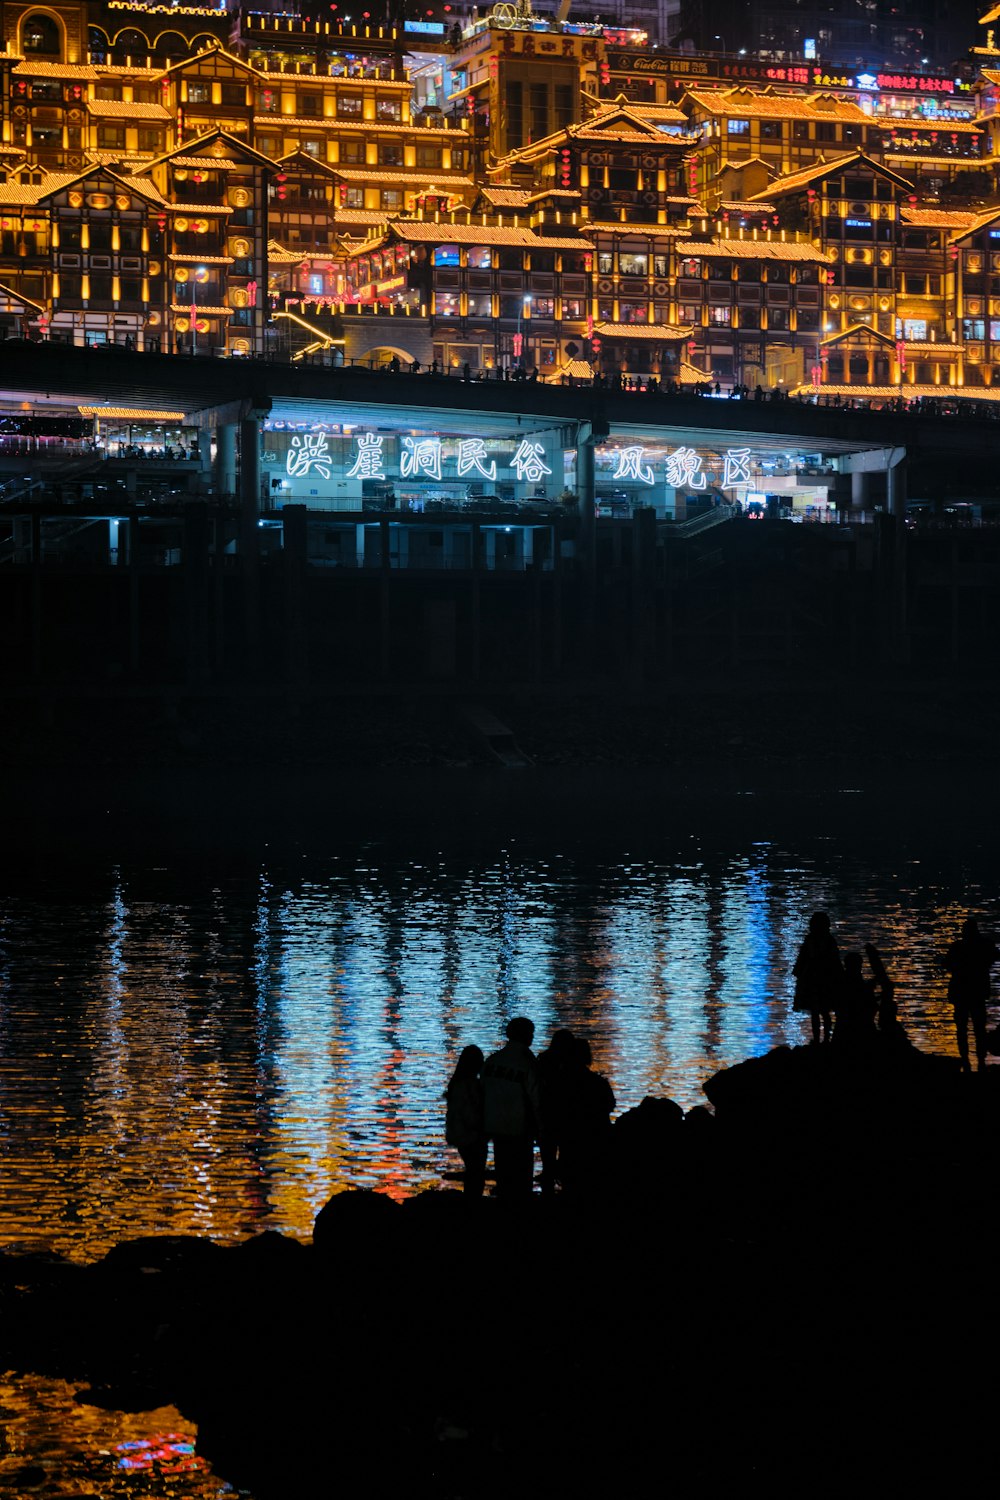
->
[[3, 1043, 997, 1497], [3, 677, 999, 858]]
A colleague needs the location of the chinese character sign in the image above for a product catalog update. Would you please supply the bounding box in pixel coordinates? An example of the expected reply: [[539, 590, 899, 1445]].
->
[[665, 445, 706, 489], [401, 436, 443, 481], [345, 432, 385, 480], [287, 432, 332, 479], [611, 445, 655, 486], [722, 447, 752, 487], [510, 440, 552, 484], [456, 438, 497, 482]]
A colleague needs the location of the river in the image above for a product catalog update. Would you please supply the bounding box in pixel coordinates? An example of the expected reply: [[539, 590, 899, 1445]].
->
[[0, 772, 995, 1496]]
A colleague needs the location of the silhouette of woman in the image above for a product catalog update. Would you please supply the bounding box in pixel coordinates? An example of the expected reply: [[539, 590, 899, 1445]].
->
[[444, 1045, 487, 1196], [792, 911, 842, 1045]]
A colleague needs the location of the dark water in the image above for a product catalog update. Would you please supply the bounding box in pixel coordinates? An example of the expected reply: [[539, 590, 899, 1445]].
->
[[1, 777, 995, 1264], [1, 773, 997, 1497]]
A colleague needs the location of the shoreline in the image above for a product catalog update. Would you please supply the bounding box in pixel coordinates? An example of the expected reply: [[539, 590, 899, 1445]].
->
[[2, 1042, 997, 1495]]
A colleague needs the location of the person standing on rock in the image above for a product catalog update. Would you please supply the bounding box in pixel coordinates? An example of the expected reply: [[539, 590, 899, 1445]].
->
[[792, 911, 842, 1045], [943, 916, 999, 1073], [482, 1017, 541, 1200], [445, 1045, 487, 1197]]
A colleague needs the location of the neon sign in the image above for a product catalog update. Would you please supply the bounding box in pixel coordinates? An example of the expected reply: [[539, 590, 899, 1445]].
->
[[665, 446, 706, 489], [611, 445, 655, 485], [345, 433, 385, 479], [286, 433, 332, 479], [510, 440, 552, 483], [401, 436, 442, 481]]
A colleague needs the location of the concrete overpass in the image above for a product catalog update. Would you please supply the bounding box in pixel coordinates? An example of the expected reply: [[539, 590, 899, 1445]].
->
[[0, 341, 991, 519]]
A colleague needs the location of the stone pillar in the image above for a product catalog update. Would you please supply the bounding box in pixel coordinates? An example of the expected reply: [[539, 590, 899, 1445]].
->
[[887, 452, 907, 525], [851, 470, 869, 517], [215, 422, 237, 500], [239, 407, 268, 654], [282, 504, 308, 684], [239, 415, 263, 520]]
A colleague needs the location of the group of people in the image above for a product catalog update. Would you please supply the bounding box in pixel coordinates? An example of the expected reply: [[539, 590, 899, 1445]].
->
[[793, 910, 998, 1071], [444, 1017, 615, 1199]]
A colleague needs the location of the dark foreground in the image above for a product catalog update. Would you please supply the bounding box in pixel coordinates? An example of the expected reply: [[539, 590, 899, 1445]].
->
[[2, 1041, 997, 1497]]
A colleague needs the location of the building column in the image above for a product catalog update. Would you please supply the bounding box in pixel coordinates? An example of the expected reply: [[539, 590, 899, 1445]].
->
[[239, 414, 263, 520], [851, 470, 869, 518], [215, 421, 237, 499]]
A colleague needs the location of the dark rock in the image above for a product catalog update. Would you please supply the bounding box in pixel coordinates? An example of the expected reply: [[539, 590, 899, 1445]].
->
[[226, 1230, 308, 1271], [312, 1188, 400, 1252], [98, 1236, 226, 1278]]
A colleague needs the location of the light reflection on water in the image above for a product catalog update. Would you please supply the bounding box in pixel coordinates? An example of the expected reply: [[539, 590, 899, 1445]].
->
[[0, 1375, 241, 1497], [0, 820, 995, 1262]]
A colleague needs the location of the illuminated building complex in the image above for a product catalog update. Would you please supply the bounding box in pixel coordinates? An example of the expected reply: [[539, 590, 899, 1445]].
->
[[2, 2, 1000, 396]]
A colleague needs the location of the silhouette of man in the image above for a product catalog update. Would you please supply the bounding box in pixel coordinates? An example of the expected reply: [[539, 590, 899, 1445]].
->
[[557, 1037, 616, 1195], [482, 1017, 540, 1200], [944, 917, 999, 1072], [535, 1027, 576, 1194]]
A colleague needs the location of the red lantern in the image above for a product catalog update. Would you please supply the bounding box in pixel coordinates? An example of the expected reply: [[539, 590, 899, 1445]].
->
[[276, 172, 287, 201]]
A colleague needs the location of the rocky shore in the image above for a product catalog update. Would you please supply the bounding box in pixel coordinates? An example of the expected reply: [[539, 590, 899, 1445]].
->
[[3, 1040, 997, 1497]]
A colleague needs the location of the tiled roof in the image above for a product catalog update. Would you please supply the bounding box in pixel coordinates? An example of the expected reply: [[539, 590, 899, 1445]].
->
[[792, 383, 1000, 400], [901, 208, 977, 226], [254, 117, 444, 138], [335, 209, 392, 225], [87, 101, 171, 120], [686, 87, 870, 121], [747, 152, 913, 197], [582, 222, 690, 237], [78, 406, 187, 420], [170, 304, 232, 314], [331, 168, 474, 186], [267, 240, 305, 261], [676, 237, 830, 261], [626, 103, 693, 121], [169, 203, 234, 214], [385, 221, 584, 248], [166, 155, 251, 168], [480, 187, 531, 206], [0, 183, 45, 204], [168, 253, 235, 264], [879, 117, 983, 133], [573, 126, 695, 142], [12, 62, 97, 78], [93, 64, 163, 78], [594, 321, 693, 339], [721, 201, 777, 212], [558, 358, 595, 378], [884, 153, 986, 167]]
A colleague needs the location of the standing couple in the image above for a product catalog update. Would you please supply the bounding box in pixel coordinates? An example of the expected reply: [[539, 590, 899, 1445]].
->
[[445, 1016, 540, 1200]]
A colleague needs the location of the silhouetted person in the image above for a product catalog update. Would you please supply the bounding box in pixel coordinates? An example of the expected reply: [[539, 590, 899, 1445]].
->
[[445, 1045, 487, 1197], [833, 952, 878, 1049], [943, 917, 999, 1072], [792, 911, 842, 1045], [535, 1027, 576, 1194], [482, 1017, 540, 1199], [558, 1037, 615, 1195], [864, 942, 909, 1049]]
